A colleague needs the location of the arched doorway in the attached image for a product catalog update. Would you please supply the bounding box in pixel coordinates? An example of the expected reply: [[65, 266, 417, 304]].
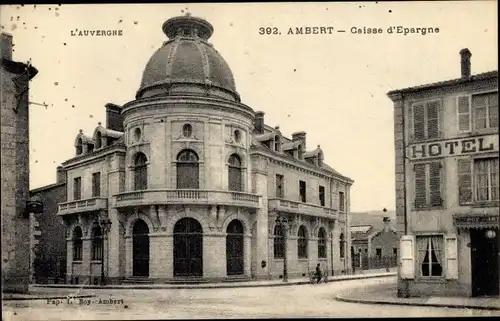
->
[[226, 220, 244, 276], [173, 218, 203, 277], [132, 220, 149, 277]]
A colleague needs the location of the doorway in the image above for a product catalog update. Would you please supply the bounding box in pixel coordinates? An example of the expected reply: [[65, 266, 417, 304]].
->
[[226, 220, 244, 276], [132, 220, 150, 277], [173, 218, 203, 277], [471, 228, 499, 297]]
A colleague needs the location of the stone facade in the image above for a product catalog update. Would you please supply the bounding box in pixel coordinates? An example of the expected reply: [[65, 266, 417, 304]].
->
[[29, 167, 67, 284], [388, 49, 499, 297], [1, 33, 38, 293], [51, 15, 353, 285]]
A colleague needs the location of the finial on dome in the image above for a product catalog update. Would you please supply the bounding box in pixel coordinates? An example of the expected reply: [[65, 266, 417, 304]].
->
[[98, 121, 102, 126], [317, 144, 320, 148], [162, 14, 214, 40], [79, 129, 83, 133]]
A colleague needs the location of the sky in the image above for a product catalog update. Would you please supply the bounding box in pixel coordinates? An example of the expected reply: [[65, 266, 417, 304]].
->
[[1, 2, 497, 212]]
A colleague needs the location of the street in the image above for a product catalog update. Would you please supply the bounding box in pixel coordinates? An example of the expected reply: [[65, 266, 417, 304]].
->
[[3, 277, 498, 320]]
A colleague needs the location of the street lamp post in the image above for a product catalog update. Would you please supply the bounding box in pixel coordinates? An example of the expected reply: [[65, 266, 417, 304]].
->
[[275, 216, 289, 282], [99, 218, 112, 285]]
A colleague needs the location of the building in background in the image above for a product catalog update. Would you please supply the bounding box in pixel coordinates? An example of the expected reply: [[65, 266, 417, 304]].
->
[[388, 49, 498, 297], [52, 14, 353, 285], [29, 166, 67, 284], [351, 210, 399, 271], [1, 32, 39, 293]]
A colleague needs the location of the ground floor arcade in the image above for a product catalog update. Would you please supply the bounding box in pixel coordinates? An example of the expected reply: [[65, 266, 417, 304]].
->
[[64, 205, 346, 284]]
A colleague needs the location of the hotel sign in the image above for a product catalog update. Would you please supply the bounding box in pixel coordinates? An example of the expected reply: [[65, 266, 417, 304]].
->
[[453, 213, 499, 229], [407, 134, 499, 160]]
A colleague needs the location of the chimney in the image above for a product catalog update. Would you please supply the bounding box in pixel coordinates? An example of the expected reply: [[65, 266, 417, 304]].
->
[[105, 103, 124, 132], [383, 216, 391, 232], [56, 166, 67, 184], [1, 33, 13, 60], [254, 111, 265, 134], [460, 48, 472, 79], [292, 131, 306, 150]]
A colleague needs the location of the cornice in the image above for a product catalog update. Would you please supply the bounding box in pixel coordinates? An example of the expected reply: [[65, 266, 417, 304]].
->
[[121, 95, 255, 120], [250, 148, 351, 184], [62, 144, 126, 169]]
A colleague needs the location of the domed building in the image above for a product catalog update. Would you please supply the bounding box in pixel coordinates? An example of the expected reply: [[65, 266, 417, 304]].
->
[[56, 14, 354, 284]]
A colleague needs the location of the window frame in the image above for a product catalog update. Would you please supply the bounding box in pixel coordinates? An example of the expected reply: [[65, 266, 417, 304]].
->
[[410, 99, 442, 142], [297, 225, 308, 259], [415, 234, 445, 279], [176, 149, 200, 189], [338, 191, 345, 212], [133, 153, 148, 191], [92, 172, 101, 198], [91, 226, 103, 261], [319, 185, 325, 207], [458, 156, 499, 206], [456, 91, 498, 134], [318, 228, 327, 259], [299, 180, 306, 203], [73, 177, 82, 201], [275, 174, 284, 198], [413, 160, 444, 210], [273, 225, 285, 259], [72, 227, 83, 261]]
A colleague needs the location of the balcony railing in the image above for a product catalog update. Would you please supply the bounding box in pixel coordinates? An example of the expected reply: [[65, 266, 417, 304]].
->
[[58, 197, 108, 216], [268, 198, 338, 219], [114, 189, 260, 209]]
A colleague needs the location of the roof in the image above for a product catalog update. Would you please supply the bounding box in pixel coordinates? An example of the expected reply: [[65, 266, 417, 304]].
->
[[351, 210, 397, 240], [30, 182, 65, 195], [387, 71, 498, 97]]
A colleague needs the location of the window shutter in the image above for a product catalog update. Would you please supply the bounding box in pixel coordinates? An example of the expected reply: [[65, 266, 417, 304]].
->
[[429, 162, 442, 206], [414, 164, 427, 208], [458, 159, 473, 204], [457, 96, 471, 132], [445, 234, 458, 279], [400, 235, 415, 279], [413, 104, 426, 140], [426, 101, 440, 139]]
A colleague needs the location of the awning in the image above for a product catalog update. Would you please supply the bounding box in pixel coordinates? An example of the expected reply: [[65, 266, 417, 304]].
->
[[453, 213, 499, 229]]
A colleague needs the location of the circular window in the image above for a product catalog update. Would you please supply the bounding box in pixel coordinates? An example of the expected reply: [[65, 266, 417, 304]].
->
[[182, 124, 193, 138], [234, 129, 241, 142], [133, 127, 142, 142]]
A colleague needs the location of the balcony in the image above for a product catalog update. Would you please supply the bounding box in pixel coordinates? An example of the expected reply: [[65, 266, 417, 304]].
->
[[114, 189, 261, 209], [58, 197, 108, 216], [268, 198, 338, 220]]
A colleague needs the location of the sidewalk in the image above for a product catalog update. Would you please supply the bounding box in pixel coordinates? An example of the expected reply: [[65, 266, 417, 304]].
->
[[335, 282, 500, 311], [30, 270, 396, 291]]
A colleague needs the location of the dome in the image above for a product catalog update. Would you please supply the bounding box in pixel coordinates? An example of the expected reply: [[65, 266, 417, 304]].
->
[[137, 14, 240, 102]]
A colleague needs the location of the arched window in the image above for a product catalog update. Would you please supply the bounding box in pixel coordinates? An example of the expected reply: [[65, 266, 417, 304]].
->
[[91, 226, 103, 261], [273, 224, 285, 259], [318, 227, 327, 259], [73, 227, 83, 261], [95, 132, 102, 149], [177, 149, 199, 189], [298, 144, 304, 160], [339, 232, 345, 258], [76, 138, 83, 155], [228, 154, 242, 191], [298, 225, 308, 259], [134, 153, 148, 191], [274, 135, 281, 152], [182, 124, 192, 138]]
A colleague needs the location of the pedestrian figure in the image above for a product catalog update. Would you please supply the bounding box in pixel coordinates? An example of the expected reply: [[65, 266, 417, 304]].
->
[[315, 263, 322, 284]]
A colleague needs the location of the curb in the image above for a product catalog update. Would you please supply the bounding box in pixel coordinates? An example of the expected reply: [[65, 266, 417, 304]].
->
[[2, 294, 96, 302], [335, 294, 500, 311], [31, 273, 396, 290]]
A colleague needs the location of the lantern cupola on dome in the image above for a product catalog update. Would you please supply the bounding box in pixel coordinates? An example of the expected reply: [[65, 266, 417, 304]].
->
[[136, 13, 240, 102]]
